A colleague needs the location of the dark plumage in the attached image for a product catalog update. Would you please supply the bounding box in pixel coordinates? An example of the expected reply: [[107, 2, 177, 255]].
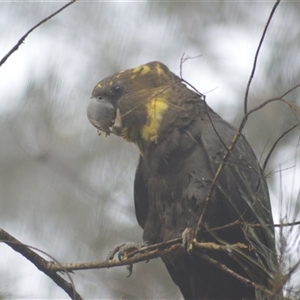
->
[[87, 62, 280, 299]]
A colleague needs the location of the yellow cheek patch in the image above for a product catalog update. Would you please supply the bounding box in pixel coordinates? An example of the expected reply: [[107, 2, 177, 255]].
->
[[120, 127, 139, 142], [141, 97, 168, 142]]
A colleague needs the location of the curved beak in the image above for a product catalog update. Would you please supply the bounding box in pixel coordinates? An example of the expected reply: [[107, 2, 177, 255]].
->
[[86, 97, 116, 134]]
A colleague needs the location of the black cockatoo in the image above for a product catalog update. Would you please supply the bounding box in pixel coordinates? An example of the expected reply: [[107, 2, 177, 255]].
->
[[87, 62, 280, 299]]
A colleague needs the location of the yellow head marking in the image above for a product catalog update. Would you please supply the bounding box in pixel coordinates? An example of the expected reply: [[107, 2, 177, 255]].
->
[[141, 97, 168, 142], [130, 65, 151, 79], [97, 83, 102, 88], [115, 70, 125, 79], [155, 63, 165, 76]]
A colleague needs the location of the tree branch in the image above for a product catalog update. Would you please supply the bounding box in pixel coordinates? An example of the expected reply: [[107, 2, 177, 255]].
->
[[262, 122, 300, 172], [198, 252, 274, 297], [244, 0, 281, 114], [0, 0, 76, 68], [3, 226, 293, 298], [0, 229, 83, 300], [195, 85, 300, 239]]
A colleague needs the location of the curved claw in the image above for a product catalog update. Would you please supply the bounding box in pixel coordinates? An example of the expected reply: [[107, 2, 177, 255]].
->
[[182, 228, 195, 254], [106, 242, 127, 261], [126, 264, 133, 278], [106, 242, 144, 262]]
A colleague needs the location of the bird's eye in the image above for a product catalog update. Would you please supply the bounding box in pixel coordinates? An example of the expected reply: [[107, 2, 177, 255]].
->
[[97, 96, 103, 100], [110, 85, 123, 96]]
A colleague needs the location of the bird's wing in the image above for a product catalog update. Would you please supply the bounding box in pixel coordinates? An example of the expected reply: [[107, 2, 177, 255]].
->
[[133, 155, 149, 230], [200, 109, 277, 281]]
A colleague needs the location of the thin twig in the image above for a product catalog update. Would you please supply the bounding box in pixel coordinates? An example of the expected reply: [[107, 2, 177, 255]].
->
[[203, 99, 230, 151], [262, 122, 300, 172], [48, 241, 248, 273], [196, 86, 300, 238], [0, 0, 76, 67], [206, 219, 300, 234], [0, 229, 83, 300], [179, 75, 229, 151], [179, 53, 202, 78], [49, 244, 184, 272], [244, 0, 281, 114], [198, 252, 273, 297], [1, 227, 292, 297], [195, 140, 236, 237]]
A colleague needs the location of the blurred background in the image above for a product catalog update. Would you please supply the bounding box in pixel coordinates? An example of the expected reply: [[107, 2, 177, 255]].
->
[[1, 1, 300, 299]]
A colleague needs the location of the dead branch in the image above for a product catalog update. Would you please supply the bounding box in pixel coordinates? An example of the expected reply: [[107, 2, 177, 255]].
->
[[0, 229, 83, 300], [244, 0, 281, 114], [198, 252, 273, 297], [206, 220, 300, 234], [47, 240, 248, 273], [195, 60, 300, 239], [2, 227, 291, 299], [0, 0, 76, 68], [262, 122, 300, 172]]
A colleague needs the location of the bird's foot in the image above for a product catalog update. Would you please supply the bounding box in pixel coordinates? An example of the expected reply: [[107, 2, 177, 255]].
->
[[106, 242, 145, 277], [106, 242, 145, 262], [182, 228, 195, 254]]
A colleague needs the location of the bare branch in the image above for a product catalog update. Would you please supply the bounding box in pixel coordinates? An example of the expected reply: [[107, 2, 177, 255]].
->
[[244, 0, 281, 114], [203, 99, 230, 151], [195, 85, 300, 238], [198, 252, 273, 298], [195, 141, 235, 236], [179, 73, 231, 152], [3, 227, 293, 298], [48, 240, 248, 273], [0, 229, 83, 300], [262, 122, 300, 172], [179, 52, 203, 78], [206, 220, 300, 234], [0, 0, 76, 68]]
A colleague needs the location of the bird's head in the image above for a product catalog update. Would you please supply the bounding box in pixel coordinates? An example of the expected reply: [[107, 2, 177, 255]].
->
[[87, 61, 186, 144]]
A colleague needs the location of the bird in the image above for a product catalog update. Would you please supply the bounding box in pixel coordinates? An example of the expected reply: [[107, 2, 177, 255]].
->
[[87, 61, 280, 300]]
